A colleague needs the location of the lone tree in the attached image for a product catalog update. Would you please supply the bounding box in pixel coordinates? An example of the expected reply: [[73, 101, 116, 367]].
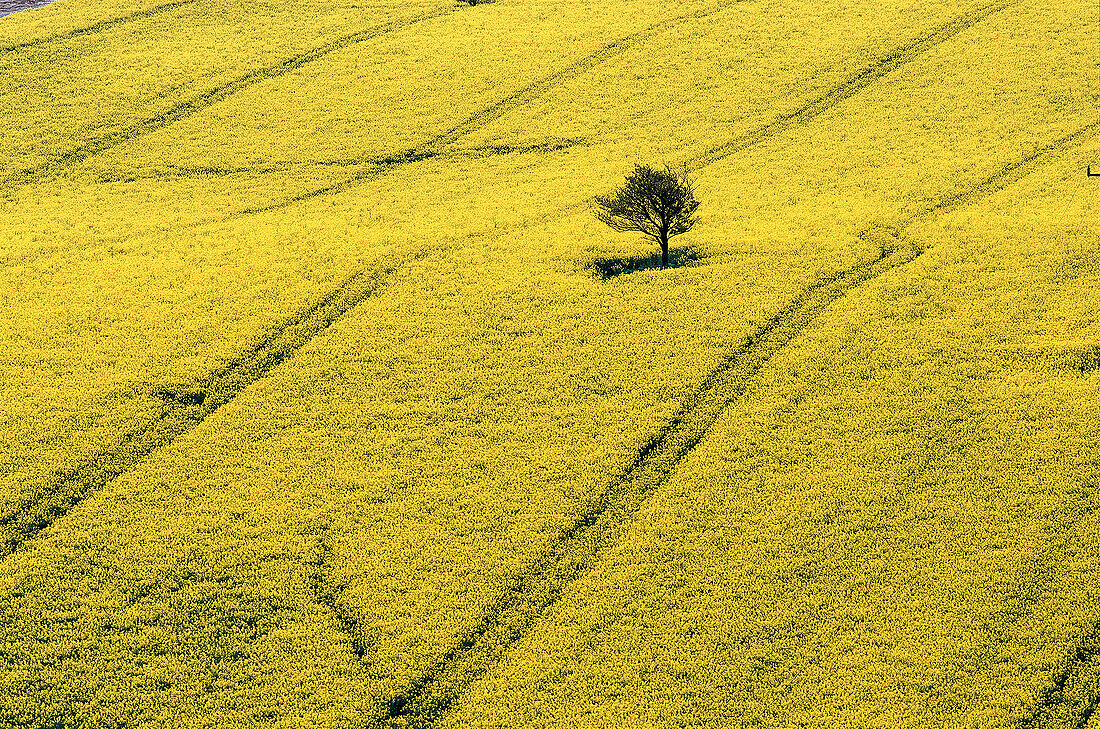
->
[[593, 163, 700, 269]]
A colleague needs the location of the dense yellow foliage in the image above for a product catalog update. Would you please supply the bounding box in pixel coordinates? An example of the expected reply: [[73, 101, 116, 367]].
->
[[444, 143, 1100, 729], [0, 0, 1096, 725]]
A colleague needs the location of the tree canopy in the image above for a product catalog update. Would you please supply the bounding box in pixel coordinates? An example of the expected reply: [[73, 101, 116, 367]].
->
[[593, 164, 700, 268]]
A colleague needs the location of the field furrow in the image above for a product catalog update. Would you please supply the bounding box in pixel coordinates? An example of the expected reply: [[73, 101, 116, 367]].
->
[[920, 123, 1100, 219], [0, 251, 423, 559], [693, 0, 1021, 168], [1023, 618, 1100, 729], [226, 139, 584, 222], [1, 0, 742, 191], [1, 6, 454, 188], [229, 0, 1003, 225], [0, 0, 194, 55], [421, 1, 744, 152], [89, 139, 584, 185], [377, 244, 917, 728]]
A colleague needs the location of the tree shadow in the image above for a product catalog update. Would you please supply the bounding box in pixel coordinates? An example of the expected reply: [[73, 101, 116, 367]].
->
[[589, 246, 704, 279]]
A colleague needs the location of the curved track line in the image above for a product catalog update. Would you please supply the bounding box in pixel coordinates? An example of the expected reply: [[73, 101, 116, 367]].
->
[[373, 246, 916, 729], [89, 138, 586, 184], [914, 122, 1100, 220], [0, 251, 425, 560], [370, 124, 1099, 728], [0, 139, 582, 277], [1019, 609, 1100, 728], [1, 6, 453, 186], [224, 138, 587, 221], [309, 524, 370, 662], [0, 0, 194, 56], [691, 0, 1021, 169], [907, 122, 1100, 729], [422, 2, 743, 151]]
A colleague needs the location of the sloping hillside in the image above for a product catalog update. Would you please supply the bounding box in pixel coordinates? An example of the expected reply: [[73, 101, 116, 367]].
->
[[0, 0, 1096, 726]]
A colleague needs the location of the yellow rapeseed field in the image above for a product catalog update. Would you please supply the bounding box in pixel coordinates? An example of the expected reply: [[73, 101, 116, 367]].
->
[[0, 0, 1096, 725]]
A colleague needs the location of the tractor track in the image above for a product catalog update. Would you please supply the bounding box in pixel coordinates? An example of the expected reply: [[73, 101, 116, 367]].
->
[[1, 6, 453, 187], [372, 244, 914, 729], [915, 122, 1100, 220], [0, 139, 584, 270], [308, 523, 370, 662], [90, 139, 585, 184], [369, 125, 1099, 728], [223, 139, 584, 220], [0, 0, 194, 56], [0, 251, 425, 560], [692, 0, 1021, 169], [420, 2, 745, 151], [1020, 617, 1100, 729]]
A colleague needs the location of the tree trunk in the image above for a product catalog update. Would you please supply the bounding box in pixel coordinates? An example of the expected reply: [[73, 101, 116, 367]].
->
[[660, 234, 669, 269]]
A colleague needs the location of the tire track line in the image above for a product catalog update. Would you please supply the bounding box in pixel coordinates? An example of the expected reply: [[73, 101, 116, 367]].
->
[[221, 139, 586, 222], [1, 6, 453, 187], [1020, 619, 1100, 729], [422, 2, 743, 151], [0, 250, 425, 560], [232, 0, 1020, 226], [913, 122, 1100, 220], [90, 139, 585, 184], [371, 125, 1098, 729], [0, 0, 194, 57], [927, 123, 1100, 729], [691, 0, 1021, 169], [5, 2, 732, 190], [0, 139, 581, 274], [374, 246, 915, 729], [309, 523, 370, 662], [226, 0, 1022, 227]]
